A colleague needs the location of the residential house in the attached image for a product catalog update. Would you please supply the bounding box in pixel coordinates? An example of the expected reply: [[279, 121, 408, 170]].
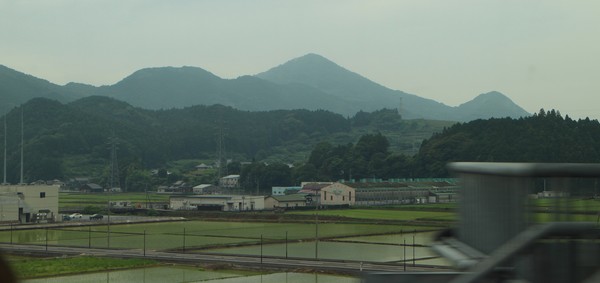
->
[[159, 181, 193, 194], [219, 175, 240, 189], [264, 194, 308, 210], [80, 183, 104, 193], [296, 182, 357, 207], [193, 184, 222, 194], [299, 182, 331, 206], [67, 177, 90, 190], [195, 163, 212, 170], [320, 183, 356, 206]]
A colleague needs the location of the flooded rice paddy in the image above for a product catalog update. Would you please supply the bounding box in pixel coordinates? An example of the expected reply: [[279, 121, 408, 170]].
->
[[24, 267, 360, 283], [203, 231, 447, 264]]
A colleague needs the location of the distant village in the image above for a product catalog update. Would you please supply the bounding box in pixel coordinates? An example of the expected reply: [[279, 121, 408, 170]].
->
[[0, 160, 570, 225]]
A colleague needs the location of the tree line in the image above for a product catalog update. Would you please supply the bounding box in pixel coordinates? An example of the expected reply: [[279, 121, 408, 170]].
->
[[237, 109, 600, 193]]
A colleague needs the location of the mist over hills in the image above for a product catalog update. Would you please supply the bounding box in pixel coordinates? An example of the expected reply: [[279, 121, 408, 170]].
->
[[0, 54, 529, 121]]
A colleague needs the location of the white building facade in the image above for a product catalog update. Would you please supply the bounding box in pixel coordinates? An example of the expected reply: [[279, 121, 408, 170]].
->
[[0, 185, 59, 223], [321, 183, 356, 206], [170, 195, 264, 211]]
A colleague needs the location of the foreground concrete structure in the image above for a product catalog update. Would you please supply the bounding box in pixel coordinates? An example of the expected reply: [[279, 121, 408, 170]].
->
[[0, 185, 59, 223], [367, 162, 600, 283]]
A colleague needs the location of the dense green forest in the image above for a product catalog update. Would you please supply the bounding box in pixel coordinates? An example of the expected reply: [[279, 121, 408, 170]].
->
[[240, 109, 600, 192], [0, 97, 450, 188], [412, 109, 600, 176], [2, 96, 595, 192]]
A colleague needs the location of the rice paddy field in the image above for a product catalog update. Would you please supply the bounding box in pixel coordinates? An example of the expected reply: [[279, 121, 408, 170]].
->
[[4, 192, 599, 281], [0, 220, 436, 251], [287, 209, 456, 222]]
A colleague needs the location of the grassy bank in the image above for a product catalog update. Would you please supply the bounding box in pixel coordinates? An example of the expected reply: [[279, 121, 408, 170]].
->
[[8, 256, 157, 279]]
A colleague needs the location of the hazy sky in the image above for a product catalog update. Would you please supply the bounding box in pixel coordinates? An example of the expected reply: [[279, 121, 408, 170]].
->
[[1, 1, 599, 119]]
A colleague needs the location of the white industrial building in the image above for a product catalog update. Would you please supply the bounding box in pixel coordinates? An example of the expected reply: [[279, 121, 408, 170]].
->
[[170, 195, 264, 211], [0, 184, 59, 223]]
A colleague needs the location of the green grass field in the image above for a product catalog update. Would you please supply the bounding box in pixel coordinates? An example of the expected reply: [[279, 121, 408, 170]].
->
[[9, 256, 157, 279], [288, 208, 456, 222], [531, 198, 600, 212]]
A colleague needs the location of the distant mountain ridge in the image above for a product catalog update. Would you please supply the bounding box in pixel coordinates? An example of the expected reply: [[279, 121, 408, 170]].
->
[[256, 53, 529, 120], [0, 65, 82, 115], [0, 54, 530, 121]]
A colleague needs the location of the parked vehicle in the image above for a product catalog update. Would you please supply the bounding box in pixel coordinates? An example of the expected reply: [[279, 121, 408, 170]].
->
[[69, 213, 83, 219], [90, 214, 104, 220]]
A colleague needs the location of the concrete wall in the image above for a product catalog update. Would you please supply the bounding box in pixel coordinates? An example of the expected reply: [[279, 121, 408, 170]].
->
[[0, 195, 19, 222]]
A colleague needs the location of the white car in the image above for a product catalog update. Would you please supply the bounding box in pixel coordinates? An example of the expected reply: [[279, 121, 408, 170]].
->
[[69, 213, 83, 219]]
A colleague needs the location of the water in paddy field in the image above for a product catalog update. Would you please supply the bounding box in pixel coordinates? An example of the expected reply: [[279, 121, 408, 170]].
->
[[22, 267, 359, 283], [204, 231, 449, 265]]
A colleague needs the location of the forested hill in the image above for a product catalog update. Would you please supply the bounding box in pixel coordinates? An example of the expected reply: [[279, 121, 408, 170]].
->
[[413, 110, 600, 176], [2, 96, 450, 182], [2, 97, 597, 183]]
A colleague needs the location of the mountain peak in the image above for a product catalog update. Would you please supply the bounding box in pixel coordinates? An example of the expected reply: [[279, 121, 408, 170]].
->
[[289, 53, 336, 65], [256, 53, 345, 83], [473, 91, 509, 101], [120, 66, 219, 83], [255, 53, 385, 97], [457, 91, 530, 120]]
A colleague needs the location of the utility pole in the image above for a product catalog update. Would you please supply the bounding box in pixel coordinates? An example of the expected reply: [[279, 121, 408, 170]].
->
[[285, 231, 288, 258], [403, 238, 406, 271], [19, 107, 23, 184], [413, 230, 416, 267], [107, 136, 119, 248], [315, 200, 319, 259], [3, 116, 6, 184]]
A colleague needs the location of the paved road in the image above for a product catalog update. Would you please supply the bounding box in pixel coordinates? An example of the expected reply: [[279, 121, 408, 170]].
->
[[0, 243, 452, 275]]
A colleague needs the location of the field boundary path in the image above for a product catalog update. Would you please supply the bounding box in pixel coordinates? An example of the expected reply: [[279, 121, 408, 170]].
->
[[0, 216, 186, 231], [0, 243, 452, 275]]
